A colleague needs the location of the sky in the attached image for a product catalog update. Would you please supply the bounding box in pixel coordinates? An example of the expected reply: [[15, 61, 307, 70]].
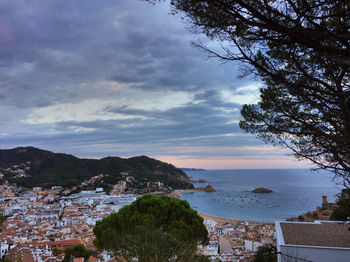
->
[[0, 0, 310, 169]]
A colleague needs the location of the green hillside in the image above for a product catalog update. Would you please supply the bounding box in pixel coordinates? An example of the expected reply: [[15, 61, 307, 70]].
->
[[0, 147, 193, 190]]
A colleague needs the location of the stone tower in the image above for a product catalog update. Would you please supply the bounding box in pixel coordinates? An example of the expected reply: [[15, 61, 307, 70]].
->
[[321, 195, 329, 209]]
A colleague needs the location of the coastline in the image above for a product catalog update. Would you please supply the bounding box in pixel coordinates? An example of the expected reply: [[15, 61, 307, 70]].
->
[[198, 211, 246, 224], [197, 211, 273, 225], [170, 187, 215, 198], [169, 189, 199, 198], [170, 189, 273, 225]]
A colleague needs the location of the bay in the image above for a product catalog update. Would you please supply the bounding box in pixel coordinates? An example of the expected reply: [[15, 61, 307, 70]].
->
[[180, 169, 341, 222]]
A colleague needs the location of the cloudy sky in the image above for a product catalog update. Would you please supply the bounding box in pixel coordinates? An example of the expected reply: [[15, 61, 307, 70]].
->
[[0, 0, 310, 169]]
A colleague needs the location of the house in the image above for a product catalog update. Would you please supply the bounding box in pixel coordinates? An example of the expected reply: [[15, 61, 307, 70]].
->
[[125, 176, 135, 183], [33, 187, 42, 192], [216, 227, 224, 235], [244, 240, 263, 252], [275, 220, 350, 262], [95, 188, 104, 193], [0, 241, 9, 259], [219, 235, 233, 254], [5, 246, 35, 262], [32, 239, 82, 251], [52, 186, 64, 191], [89, 256, 99, 262]]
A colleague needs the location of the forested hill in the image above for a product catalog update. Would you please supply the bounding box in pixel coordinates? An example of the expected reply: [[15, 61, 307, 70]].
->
[[0, 147, 193, 190]]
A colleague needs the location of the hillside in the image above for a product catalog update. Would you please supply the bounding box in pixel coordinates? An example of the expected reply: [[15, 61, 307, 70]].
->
[[0, 147, 193, 190]]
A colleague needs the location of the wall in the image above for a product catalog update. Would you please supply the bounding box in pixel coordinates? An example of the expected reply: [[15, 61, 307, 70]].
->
[[279, 245, 350, 262]]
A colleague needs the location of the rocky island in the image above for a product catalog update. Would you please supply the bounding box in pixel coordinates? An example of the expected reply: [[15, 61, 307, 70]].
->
[[252, 187, 273, 193], [200, 184, 215, 192]]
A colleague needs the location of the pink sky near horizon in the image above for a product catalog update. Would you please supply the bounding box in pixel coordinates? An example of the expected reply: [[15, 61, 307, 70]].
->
[[157, 155, 312, 169]]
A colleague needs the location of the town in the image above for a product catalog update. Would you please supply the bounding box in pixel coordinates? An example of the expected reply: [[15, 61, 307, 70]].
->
[[0, 172, 275, 261]]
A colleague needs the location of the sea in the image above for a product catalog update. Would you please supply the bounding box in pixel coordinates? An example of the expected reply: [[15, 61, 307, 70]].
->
[[180, 169, 341, 223]]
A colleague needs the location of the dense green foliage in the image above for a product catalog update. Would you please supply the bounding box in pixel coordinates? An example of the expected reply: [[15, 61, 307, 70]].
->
[[0, 147, 193, 189], [52, 247, 62, 256], [168, 0, 350, 187], [63, 244, 95, 262], [0, 211, 4, 232], [331, 189, 350, 221], [254, 245, 277, 262], [93, 195, 208, 261]]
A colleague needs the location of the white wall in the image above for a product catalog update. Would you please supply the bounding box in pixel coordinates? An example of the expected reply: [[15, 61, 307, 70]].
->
[[0, 242, 9, 259], [279, 245, 350, 262], [245, 240, 263, 252]]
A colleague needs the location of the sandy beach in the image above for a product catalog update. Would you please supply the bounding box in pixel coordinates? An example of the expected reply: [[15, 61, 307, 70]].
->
[[197, 211, 245, 224]]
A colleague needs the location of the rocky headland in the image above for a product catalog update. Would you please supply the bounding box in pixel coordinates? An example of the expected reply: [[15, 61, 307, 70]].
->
[[288, 196, 337, 222], [170, 184, 216, 198], [190, 179, 206, 183]]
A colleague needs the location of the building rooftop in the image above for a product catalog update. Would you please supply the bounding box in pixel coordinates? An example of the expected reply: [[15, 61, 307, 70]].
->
[[279, 221, 350, 248]]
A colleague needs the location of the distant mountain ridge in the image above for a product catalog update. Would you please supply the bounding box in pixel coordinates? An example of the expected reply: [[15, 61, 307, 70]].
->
[[0, 147, 193, 190], [181, 168, 206, 172]]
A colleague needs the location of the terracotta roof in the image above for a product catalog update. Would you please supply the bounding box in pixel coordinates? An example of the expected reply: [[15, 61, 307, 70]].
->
[[5, 246, 35, 262], [26, 238, 82, 248], [47, 239, 82, 245], [280, 221, 350, 248]]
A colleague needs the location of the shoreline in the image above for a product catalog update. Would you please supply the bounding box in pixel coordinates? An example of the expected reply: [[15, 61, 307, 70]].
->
[[197, 211, 274, 225], [170, 189, 274, 225], [169, 189, 199, 198], [197, 211, 247, 224], [170, 187, 215, 198]]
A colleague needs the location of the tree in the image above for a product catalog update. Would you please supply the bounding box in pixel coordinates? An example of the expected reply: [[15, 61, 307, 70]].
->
[[331, 189, 350, 221], [63, 244, 95, 262], [93, 195, 208, 262], [52, 247, 62, 256], [0, 210, 4, 232], [167, 0, 350, 187], [254, 245, 277, 262]]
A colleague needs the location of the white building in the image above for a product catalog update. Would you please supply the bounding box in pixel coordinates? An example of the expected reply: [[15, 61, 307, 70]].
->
[[0, 241, 9, 259], [95, 187, 104, 193], [244, 240, 263, 252], [276, 220, 350, 262]]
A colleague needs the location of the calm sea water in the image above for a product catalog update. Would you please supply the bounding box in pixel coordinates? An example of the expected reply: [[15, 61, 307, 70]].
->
[[180, 169, 341, 222]]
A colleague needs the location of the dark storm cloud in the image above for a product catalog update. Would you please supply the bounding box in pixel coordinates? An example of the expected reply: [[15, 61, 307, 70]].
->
[[0, 0, 240, 109], [0, 0, 287, 166], [104, 89, 243, 133], [42, 92, 246, 152], [1, 87, 256, 158]]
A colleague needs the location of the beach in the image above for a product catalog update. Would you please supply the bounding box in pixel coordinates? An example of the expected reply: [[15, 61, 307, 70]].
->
[[181, 169, 338, 222], [170, 189, 272, 225], [198, 211, 249, 224]]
